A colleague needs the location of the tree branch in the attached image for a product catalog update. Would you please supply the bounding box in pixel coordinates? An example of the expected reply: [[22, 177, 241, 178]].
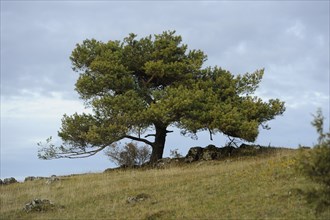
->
[[145, 134, 156, 138], [145, 130, 173, 138], [124, 135, 154, 146], [208, 129, 213, 141], [39, 143, 108, 160], [65, 148, 103, 159]]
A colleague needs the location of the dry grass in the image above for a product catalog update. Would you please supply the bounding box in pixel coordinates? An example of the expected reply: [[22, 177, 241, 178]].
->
[[0, 149, 325, 219]]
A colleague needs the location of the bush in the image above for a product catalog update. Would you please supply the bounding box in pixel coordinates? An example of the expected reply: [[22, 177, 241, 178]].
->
[[105, 142, 151, 167], [295, 109, 330, 215], [297, 146, 330, 187], [170, 148, 183, 158]]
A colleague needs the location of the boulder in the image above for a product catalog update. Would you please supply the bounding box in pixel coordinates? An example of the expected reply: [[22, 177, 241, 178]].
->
[[153, 157, 186, 169], [45, 175, 60, 184], [185, 145, 242, 162], [25, 176, 48, 182], [0, 179, 3, 185], [36, 176, 47, 180], [23, 199, 55, 212], [219, 146, 236, 157], [154, 157, 171, 168], [238, 144, 261, 156], [184, 144, 278, 162], [202, 145, 219, 160], [3, 177, 18, 185], [25, 176, 36, 182], [127, 193, 150, 204], [239, 143, 260, 149], [185, 147, 203, 162]]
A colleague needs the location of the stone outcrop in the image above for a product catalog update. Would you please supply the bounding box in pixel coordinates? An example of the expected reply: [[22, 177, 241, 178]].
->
[[24, 176, 48, 182], [202, 145, 219, 160], [45, 175, 60, 184], [106, 143, 269, 169], [238, 144, 261, 156], [23, 199, 55, 212], [153, 157, 183, 169], [185, 144, 264, 162], [23, 175, 60, 184], [185, 145, 227, 162], [185, 147, 204, 163], [24, 176, 37, 182], [127, 193, 150, 204]]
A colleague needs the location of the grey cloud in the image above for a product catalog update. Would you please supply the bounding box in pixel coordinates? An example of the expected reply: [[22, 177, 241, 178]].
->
[[2, 0, 328, 108]]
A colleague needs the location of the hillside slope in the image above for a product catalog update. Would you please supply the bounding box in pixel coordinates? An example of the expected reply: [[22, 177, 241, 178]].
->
[[0, 149, 326, 219]]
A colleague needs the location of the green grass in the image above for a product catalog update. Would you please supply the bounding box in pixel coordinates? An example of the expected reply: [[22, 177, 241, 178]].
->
[[1, 149, 328, 219]]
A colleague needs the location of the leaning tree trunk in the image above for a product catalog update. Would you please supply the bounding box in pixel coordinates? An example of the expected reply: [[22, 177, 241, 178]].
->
[[150, 124, 167, 164]]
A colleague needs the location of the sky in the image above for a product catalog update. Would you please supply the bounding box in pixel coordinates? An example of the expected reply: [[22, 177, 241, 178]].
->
[[1, 0, 329, 181]]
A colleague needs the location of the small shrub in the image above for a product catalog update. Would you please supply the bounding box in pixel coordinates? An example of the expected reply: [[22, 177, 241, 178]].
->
[[295, 108, 330, 215], [170, 148, 183, 158], [105, 142, 151, 167]]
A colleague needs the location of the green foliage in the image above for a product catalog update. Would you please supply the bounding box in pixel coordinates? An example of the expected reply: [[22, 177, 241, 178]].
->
[[37, 137, 56, 160], [297, 146, 330, 187], [295, 108, 330, 215], [38, 30, 285, 161]]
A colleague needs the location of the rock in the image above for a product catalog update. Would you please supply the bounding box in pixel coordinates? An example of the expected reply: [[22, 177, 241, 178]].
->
[[23, 199, 55, 212], [238, 144, 261, 156], [0, 179, 3, 185], [219, 146, 236, 157], [184, 144, 278, 162], [3, 177, 18, 185], [45, 175, 60, 184], [24, 176, 48, 182], [36, 176, 47, 180], [185, 147, 203, 162], [202, 145, 219, 160], [185, 145, 221, 162], [185, 145, 241, 162], [127, 193, 150, 204], [239, 144, 262, 150], [154, 157, 172, 168], [24, 176, 36, 182]]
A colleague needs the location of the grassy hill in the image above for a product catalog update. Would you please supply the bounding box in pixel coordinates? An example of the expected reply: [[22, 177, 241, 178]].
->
[[0, 148, 328, 219]]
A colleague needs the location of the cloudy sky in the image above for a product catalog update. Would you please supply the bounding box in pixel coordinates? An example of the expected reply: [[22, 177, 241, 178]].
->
[[1, 1, 329, 181]]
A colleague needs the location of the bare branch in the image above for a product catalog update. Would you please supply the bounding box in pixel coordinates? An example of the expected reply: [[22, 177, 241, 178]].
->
[[38, 137, 109, 160], [124, 135, 153, 146], [63, 147, 105, 159], [145, 134, 156, 138], [144, 130, 172, 138], [208, 129, 213, 141]]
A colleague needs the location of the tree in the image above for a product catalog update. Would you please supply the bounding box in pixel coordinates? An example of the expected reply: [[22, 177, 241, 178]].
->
[[295, 109, 330, 215], [38, 31, 285, 163]]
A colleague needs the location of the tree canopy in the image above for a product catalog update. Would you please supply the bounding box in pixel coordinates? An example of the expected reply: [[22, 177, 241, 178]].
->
[[38, 31, 285, 163]]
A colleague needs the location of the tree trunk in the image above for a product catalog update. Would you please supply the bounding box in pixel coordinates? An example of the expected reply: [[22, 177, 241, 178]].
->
[[150, 124, 167, 164]]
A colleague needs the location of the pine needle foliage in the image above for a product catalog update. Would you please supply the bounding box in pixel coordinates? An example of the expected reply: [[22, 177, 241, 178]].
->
[[295, 108, 330, 215]]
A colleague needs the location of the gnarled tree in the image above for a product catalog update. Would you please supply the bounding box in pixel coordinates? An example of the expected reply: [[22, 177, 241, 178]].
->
[[38, 31, 285, 163]]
